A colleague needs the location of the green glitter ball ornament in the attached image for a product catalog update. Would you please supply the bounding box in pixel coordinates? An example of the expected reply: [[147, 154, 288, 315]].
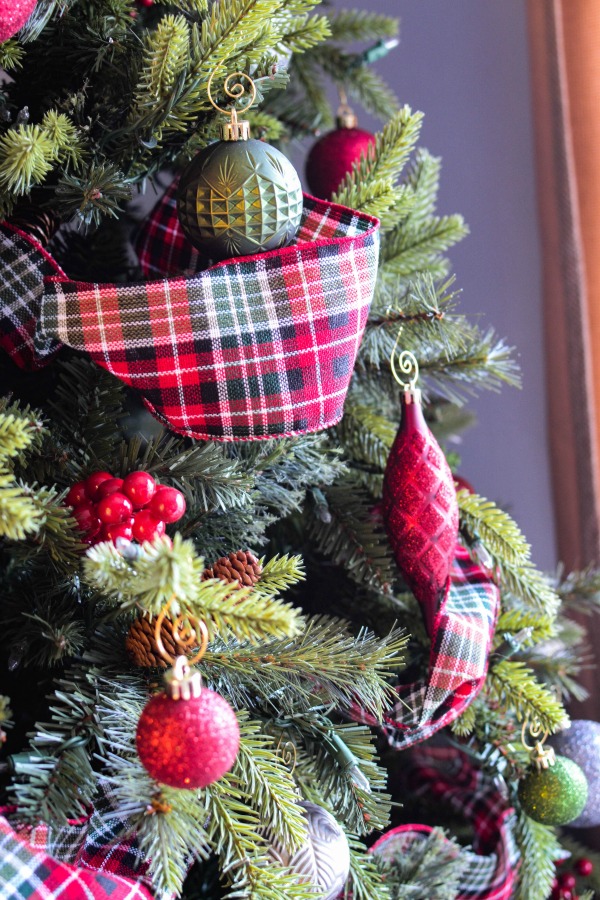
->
[[518, 754, 588, 825], [177, 132, 303, 262]]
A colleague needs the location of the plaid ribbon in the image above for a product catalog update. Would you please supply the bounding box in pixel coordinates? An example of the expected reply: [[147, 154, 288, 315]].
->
[[370, 745, 519, 900], [355, 544, 499, 749], [135, 177, 208, 279], [0, 814, 153, 900], [0, 224, 63, 370], [26, 192, 378, 441]]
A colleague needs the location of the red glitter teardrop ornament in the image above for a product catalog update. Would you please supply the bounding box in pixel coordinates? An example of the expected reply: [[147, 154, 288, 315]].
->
[[0, 0, 37, 43], [382, 370, 459, 635], [136, 657, 240, 789], [305, 104, 375, 200]]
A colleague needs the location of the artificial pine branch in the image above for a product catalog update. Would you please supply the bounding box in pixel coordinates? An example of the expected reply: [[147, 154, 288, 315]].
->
[[232, 714, 308, 852], [345, 833, 391, 900], [373, 827, 469, 900], [84, 536, 304, 642], [326, 9, 398, 42], [486, 660, 569, 733], [202, 617, 406, 721], [513, 811, 562, 900], [304, 478, 398, 595], [333, 107, 423, 221]]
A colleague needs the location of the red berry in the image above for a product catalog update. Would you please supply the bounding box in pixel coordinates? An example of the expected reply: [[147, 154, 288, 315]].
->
[[97, 477, 124, 500], [97, 492, 133, 525], [85, 471, 113, 500], [66, 481, 88, 507], [102, 521, 134, 544], [575, 858, 593, 877], [149, 486, 186, 523], [122, 471, 156, 509], [559, 874, 577, 891], [73, 501, 101, 537], [132, 510, 165, 543]]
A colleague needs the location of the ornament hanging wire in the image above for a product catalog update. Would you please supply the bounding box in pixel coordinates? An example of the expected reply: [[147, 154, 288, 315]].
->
[[390, 329, 419, 392], [275, 734, 298, 774], [207, 63, 256, 140], [154, 596, 209, 667], [521, 718, 555, 771]]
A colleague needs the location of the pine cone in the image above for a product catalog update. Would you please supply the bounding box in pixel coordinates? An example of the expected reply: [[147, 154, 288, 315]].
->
[[202, 550, 262, 587], [7, 203, 60, 248], [126, 615, 197, 668]]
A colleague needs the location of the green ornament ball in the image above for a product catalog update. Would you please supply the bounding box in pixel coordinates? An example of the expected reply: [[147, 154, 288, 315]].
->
[[518, 755, 588, 826], [177, 138, 303, 261]]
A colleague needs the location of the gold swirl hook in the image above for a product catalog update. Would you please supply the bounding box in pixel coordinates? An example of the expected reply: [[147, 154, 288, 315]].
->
[[275, 734, 298, 774], [390, 330, 419, 391], [207, 65, 257, 117], [154, 597, 209, 667]]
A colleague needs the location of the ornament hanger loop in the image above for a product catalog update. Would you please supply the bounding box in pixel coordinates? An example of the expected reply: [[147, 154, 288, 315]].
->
[[390, 330, 419, 392], [154, 597, 209, 667], [521, 718, 549, 752], [276, 734, 298, 774], [207, 65, 257, 118]]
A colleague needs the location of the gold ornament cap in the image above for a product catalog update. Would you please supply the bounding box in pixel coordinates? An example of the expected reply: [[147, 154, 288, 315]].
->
[[219, 112, 251, 142], [164, 656, 202, 701], [209, 68, 255, 142]]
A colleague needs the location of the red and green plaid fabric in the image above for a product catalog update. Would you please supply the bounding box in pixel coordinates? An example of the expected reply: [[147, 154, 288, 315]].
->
[[0, 224, 63, 370], [135, 177, 208, 279], [383, 544, 500, 748], [370, 745, 518, 900], [0, 814, 153, 900], [354, 544, 499, 748], [36, 194, 379, 440]]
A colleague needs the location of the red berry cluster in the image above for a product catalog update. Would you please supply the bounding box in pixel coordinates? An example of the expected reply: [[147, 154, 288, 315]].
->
[[551, 857, 594, 900], [66, 470, 186, 546]]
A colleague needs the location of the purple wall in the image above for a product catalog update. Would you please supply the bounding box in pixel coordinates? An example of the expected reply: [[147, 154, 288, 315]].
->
[[324, 0, 556, 568]]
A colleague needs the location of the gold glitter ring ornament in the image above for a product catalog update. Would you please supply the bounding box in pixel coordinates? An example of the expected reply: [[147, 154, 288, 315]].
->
[[517, 719, 588, 826], [135, 602, 240, 789], [177, 65, 303, 262]]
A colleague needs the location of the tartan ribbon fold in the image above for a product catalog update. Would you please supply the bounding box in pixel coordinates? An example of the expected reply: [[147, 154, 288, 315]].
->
[[370, 744, 519, 900], [356, 544, 500, 749], [0, 189, 380, 442], [0, 812, 154, 900]]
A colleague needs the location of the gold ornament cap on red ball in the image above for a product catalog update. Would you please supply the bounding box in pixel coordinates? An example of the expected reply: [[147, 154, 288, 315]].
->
[[135, 606, 240, 789], [177, 68, 303, 261]]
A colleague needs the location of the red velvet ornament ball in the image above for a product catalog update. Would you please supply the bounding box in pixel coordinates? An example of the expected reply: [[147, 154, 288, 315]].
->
[[0, 0, 37, 43], [136, 687, 240, 789], [382, 389, 459, 635], [305, 121, 375, 200]]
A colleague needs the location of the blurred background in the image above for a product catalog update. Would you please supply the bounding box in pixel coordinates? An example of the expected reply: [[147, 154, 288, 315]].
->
[[317, 0, 557, 569]]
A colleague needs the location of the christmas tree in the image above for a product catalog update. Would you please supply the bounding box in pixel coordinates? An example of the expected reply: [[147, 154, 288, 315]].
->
[[0, 2, 599, 899]]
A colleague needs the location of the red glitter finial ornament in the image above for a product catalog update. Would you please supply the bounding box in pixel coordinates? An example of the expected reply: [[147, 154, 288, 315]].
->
[[136, 608, 240, 789], [381, 345, 459, 635]]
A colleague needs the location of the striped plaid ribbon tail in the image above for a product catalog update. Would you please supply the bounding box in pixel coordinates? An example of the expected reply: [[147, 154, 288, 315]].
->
[[370, 746, 519, 900], [0, 815, 153, 900]]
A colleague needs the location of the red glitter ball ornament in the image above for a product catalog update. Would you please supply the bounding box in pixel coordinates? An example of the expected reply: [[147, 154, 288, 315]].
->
[[136, 659, 240, 789], [0, 0, 37, 43], [305, 108, 375, 200], [382, 380, 459, 636]]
